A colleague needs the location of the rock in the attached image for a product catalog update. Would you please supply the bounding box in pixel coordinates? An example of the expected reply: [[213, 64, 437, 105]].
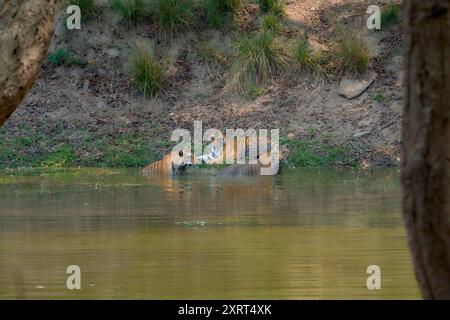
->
[[353, 130, 370, 138], [106, 48, 119, 58], [339, 73, 377, 99], [287, 133, 295, 140]]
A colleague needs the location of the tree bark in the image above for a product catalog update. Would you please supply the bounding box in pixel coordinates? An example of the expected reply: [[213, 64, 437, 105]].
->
[[0, 0, 60, 126], [402, 0, 450, 299]]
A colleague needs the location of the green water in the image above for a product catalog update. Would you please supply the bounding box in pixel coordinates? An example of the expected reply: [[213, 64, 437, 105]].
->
[[0, 168, 420, 299]]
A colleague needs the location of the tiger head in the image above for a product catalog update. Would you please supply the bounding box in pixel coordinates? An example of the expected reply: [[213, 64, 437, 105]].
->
[[170, 147, 193, 175]]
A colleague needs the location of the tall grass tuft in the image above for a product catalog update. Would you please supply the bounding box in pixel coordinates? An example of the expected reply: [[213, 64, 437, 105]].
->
[[293, 40, 326, 74], [153, 0, 195, 32], [258, 0, 284, 16], [203, 0, 241, 28], [381, 3, 400, 29], [229, 30, 289, 92], [67, 0, 97, 18], [261, 12, 283, 34], [334, 29, 369, 73], [109, 0, 147, 25], [130, 44, 167, 97]]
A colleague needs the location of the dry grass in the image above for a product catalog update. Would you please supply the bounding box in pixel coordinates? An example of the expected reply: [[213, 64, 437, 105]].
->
[[228, 30, 289, 93]]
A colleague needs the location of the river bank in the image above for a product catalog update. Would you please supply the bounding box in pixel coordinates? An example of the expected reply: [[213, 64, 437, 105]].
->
[[0, 0, 403, 169]]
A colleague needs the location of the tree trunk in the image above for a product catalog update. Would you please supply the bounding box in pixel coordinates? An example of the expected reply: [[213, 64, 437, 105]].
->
[[402, 0, 450, 299], [0, 0, 60, 126]]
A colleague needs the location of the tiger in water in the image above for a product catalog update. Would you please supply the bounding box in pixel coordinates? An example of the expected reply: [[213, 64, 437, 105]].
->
[[198, 138, 286, 176], [143, 138, 286, 177], [142, 147, 192, 176]]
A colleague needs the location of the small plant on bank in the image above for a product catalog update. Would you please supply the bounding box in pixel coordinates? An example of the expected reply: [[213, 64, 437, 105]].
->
[[153, 0, 195, 32], [48, 48, 85, 66], [373, 92, 385, 102], [229, 30, 289, 92], [130, 44, 167, 97], [261, 13, 283, 34], [203, 0, 241, 28], [381, 3, 400, 29], [294, 40, 326, 74], [109, 0, 147, 25], [258, 0, 284, 16], [334, 29, 370, 73], [67, 0, 97, 18]]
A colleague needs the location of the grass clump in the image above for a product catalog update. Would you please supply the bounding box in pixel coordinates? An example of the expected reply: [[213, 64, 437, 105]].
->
[[203, 0, 241, 28], [130, 44, 167, 97], [381, 3, 400, 29], [258, 0, 284, 16], [67, 0, 97, 18], [48, 48, 84, 66], [261, 13, 283, 34], [109, 0, 147, 24], [334, 29, 369, 73], [229, 30, 289, 92], [294, 40, 326, 74], [153, 0, 195, 32], [198, 41, 228, 64], [373, 92, 385, 102]]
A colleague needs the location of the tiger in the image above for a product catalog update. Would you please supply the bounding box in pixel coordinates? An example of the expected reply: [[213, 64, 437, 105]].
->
[[143, 147, 192, 176], [197, 137, 261, 165], [216, 146, 285, 176]]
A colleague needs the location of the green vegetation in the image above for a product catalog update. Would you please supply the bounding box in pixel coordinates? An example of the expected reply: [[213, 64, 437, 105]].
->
[[258, 0, 284, 16], [130, 44, 167, 97], [246, 84, 265, 100], [109, 0, 147, 25], [47, 48, 85, 66], [373, 92, 385, 102], [0, 126, 160, 168], [67, 0, 96, 18], [334, 29, 369, 73], [381, 3, 400, 29], [294, 40, 326, 74], [281, 138, 356, 168], [42, 144, 77, 167], [229, 30, 289, 92], [153, 0, 195, 32], [203, 0, 241, 28], [261, 13, 283, 34]]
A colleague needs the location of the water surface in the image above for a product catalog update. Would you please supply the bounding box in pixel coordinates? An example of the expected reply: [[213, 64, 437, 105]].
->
[[0, 168, 420, 299]]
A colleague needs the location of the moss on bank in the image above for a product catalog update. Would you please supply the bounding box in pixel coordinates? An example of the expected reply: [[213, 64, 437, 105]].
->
[[0, 125, 159, 168]]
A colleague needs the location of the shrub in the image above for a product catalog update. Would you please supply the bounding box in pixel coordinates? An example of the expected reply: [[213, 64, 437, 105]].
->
[[381, 3, 400, 29], [130, 44, 167, 96], [258, 0, 284, 16], [203, 0, 241, 28], [109, 0, 146, 24], [261, 13, 283, 34], [334, 29, 369, 73], [229, 30, 289, 92], [67, 0, 96, 18], [153, 0, 195, 32], [294, 40, 326, 73], [48, 48, 84, 66]]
